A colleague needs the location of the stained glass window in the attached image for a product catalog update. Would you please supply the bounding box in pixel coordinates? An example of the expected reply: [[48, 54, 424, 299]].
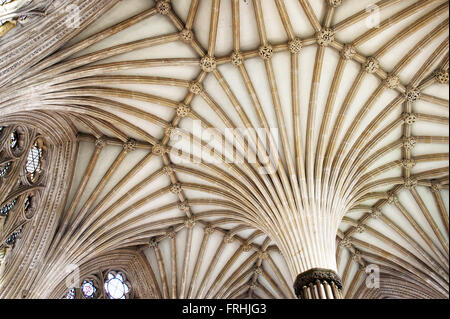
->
[[64, 272, 132, 300], [65, 288, 76, 299], [5, 227, 22, 246], [0, 161, 11, 177], [23, 195, 33, 218], [24, 195, 31, 210], [10, 130, 18, 149], [81, 280, 96, 299], [104, 272, 130, 299], [0, 198, 17, 216], [25, 141, 43, 179]]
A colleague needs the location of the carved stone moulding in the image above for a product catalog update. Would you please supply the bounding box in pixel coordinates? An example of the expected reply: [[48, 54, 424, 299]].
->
[[363, 57, 380, 74], [122, 138, 136, 153], [401, 158, 416, 169], [7, 125, 30, 158], [434, 68, 449, 84], [402, 136, 417, 150], [328, 0, 342, 8], [258, 45, 273, 60], [430, 182, 442, 193], [405, 87, 421, 103], [156, 0, 171, 15], [223, 233, 234, 244], [293, 268, 343, 297], [184, 217, 195, 228], [176, 103, 191, 118], [316, 28, 335, 46], [152, 143, 166, 156], [402, 112, 417, 125], [370, 208, 382, 219], [22, 189, 41, 220], [404, 177, 418, 189], [200, 56, 217, 72], [170, 182, 182, 194], [189, 81, 202, 95], [339, 236, 352, 248], [179, 29, 194, 43], [383, 74, 400, 89], [230, 51, 244, 66], [341, 43, 356, 60], [288, 38, 303, 54]]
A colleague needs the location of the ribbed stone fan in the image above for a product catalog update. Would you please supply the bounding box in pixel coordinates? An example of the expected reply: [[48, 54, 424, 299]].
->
[[0, 0, 448, 299]]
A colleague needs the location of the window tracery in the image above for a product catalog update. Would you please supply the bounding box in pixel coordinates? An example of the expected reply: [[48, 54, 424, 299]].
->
[[7, 126, 28, 157], [10, 130, 18, 150], [22, 193, 38, 219], [63, 269, 133, 299], [0, 162, 11, 177], [5, 226, 22, 247], [64, 288, 76, 299], [0, 198, 17, 217], [81, 279, 97, 299], [25, 139, 43, 182], [0, 125, 46, 258], [104, 271, 131, 299]]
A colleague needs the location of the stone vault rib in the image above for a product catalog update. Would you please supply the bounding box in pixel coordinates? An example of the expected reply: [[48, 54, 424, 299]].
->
[[0, 0, 448, 299]]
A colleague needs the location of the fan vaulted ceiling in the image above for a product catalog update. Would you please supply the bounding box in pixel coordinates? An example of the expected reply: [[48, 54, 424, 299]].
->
[[0, 0, 448, 299]]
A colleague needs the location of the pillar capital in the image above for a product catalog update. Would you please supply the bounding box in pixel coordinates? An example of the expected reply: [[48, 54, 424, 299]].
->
[[294, 268, 343, 299]]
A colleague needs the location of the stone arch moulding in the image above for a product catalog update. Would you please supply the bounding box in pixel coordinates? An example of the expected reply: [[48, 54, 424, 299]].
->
[[0, 0, 448, 300], [0, 112, 78, 299], [50, 248, 158, 299]]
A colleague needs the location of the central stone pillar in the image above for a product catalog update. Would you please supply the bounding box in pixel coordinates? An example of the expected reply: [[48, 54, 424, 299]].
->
[[293, 268, 343, 299], [261, 201, 346, 299]]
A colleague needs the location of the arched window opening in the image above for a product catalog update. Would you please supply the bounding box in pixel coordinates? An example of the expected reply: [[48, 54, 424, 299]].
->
[[8, 126, 27, 157], [23, 192, 39, 217], [25, 140, 43, 181], [81, 280, 97, 299], [64, 288, 76, 299], [10, 130, 18, 150], [104, 271, 131, 299], [0, 161, 11, 177], [24, 195, 31, 211], [5, 226, 22, 247], [0, 198, 17, 217], [62, 270, 134, 299]]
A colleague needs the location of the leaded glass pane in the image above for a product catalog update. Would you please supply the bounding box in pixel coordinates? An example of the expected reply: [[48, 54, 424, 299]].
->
[[81, 280, 96, 299], [0, 162, 11, 177], [10, 130, 18, 149], [6, 227, 22, 246], [25, 142, 42, 178], [0, 198, 17, 216], [104, 272, 130, 299], [65, 288, 76, 299]]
